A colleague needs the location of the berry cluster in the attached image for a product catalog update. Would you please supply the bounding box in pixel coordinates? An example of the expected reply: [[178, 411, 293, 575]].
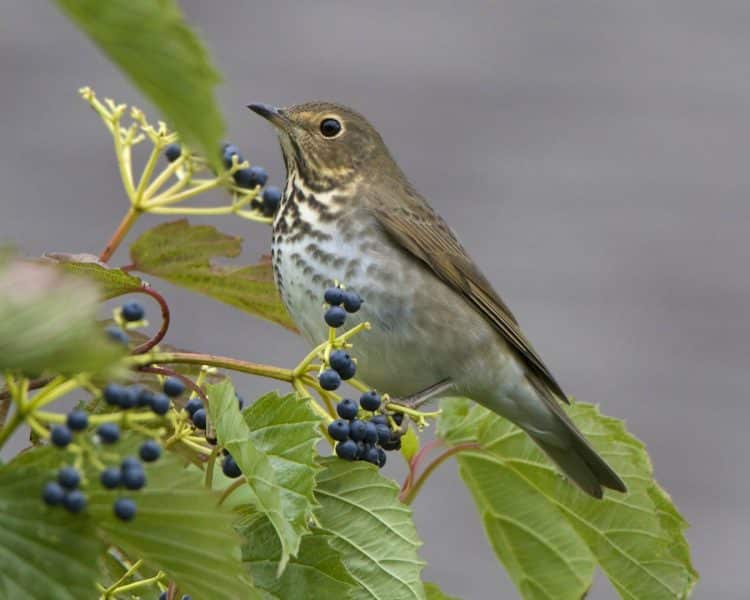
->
[[328, 392, 404, 468], [318, 286, 363, 391], [106, 300, 147, 346]]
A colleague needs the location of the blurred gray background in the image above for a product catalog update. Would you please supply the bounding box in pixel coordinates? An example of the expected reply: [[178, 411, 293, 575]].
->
[[2, 1, 748, 598]]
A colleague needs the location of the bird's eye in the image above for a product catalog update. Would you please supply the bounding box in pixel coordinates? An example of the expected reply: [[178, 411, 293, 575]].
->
[[320, 118, 342, 138]]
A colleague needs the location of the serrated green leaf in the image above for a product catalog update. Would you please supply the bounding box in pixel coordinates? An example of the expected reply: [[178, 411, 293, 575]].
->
[[54, 0, 224, 163], [424, 582, 461, 600], [0, 259, 125, 376], [240, 512, 357, 599], [45, 254, 143, 300], [0, 448, 105, 600], [130, 220, 296, 331], [315, 458, 426, 600], [88, 447, 259, 600], [438, 398, 698, 600]]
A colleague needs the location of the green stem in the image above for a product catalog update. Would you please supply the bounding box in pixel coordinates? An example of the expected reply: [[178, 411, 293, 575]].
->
[[130, 352, 293, 382], [400, 442, 480, 505], [204, 445, 220, 489], [110, 571, 164, 595], [218, 478, 246, 506], [101, 559, 143, 598]]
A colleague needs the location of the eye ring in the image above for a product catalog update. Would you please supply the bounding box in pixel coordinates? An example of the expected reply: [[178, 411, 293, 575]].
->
[[320, 117, 343, 138]]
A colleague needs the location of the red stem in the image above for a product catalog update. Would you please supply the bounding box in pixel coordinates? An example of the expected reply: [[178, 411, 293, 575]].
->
[[130, 286, 171, 354]]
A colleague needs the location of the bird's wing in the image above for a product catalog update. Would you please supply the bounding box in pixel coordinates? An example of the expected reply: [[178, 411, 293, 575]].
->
[[370, 199, 568, 402]]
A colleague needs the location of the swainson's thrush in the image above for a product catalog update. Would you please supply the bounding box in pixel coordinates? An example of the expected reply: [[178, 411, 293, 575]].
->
[[249, 102, 626, 498]]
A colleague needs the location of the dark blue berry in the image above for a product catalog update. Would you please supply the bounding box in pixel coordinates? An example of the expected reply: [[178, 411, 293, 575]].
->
[[342, 291, 363, 313], [363, 421, 378, 444], [100, 467, 121, 489], [121, 466, 146, 490], [381, 437, 402, 451], [58, 466, 80, 489], [375, 424, 392, 444], [192, 408, 207, 429], [234, 165, 267, 189], [119, 387, 139, 409], [248, 165, 268, 186], [335, 439, 358, 461], [393, 413, 404, 426], [104, 383, 127, 406], [139, 440, 162, 462], [50, 424, 73, 447], [319, 369, 341, 391], [222, 455, 242, 478], [114, 497, 137, 521], [42, 481, 65, 506], [327, 419, 350, 442], [163, 377, 185, 397], [363, 445, 380, 465], [164, 143, 182, 162], [337, 359, 356, 380], [261, 186, 282, 216], [136, 388, 155, 407], [376, 447, 387, 468], [97, 422, 120, 444], [182, 596, 192, 600], [324, 287, 345, 306], [371, 414, 388, 426], [349, 419, 367, 442], [324, 306, 346, 328], [355, 441, 367, 459], [150, 393, 170, 415], [329, 350, 351, 373], [63, 490, 87, 513], [106, 326, 129, 345], [66, 410, 88, 431], [159, 593, 167, 600], [121, 456, 141, 471], [185, 397, 203, 417], [121, 302, 145, 322], [336, 398, 358, 420], [222, 143, 243, 168], [359, 391, 381, 412]]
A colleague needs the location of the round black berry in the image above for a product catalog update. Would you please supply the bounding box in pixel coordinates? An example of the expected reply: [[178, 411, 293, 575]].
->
[[192, 408, 207, 429], [159, 592, 167, 600], [66, 410, 88, 432], [342, 291, 363, 313], [375, 424, 392, 444], [371, 414, 388, 426], [335, 439, 358, 461], [222, 455, 242, 478], [376, 447, 387, 468], [97, 422, 120, 444], [381, 437, 402, 452], [163, 377, 185, 397], [363, 445, 380, 465], [139, 440, 162, 462], [363, 421, 378, 444], [121, 456, 141, 471], [50, 424, 73, 448], [327, 419, 350, 442], [58, 466, 80, 489], [100, 467, 121, 489], [119, 387, 139, 409], [318, 369, 341, 391], [121, 302, 145, 322], [121, 466, 146, 491], [392, 413, 404, 426], [136, 387, 155, 407], [261, 186, 282, 216], [328, 350, 351, 373], [337, 359, 356, 380], [324, 287, 344, 306], [104, 383, 128, 406], [234, 165, 268, 189], [336, 398, 358, 420], [185, 397, 204, 417], [349, 419, 367, 442], [324, 306, 346, 328], [63, 490, 87, 513], [164, 143, 182, 162], [222, 143, 243, 168], [113, 497, 137, 521], [106, 326, 129, 345], [355, 441, 367, 459], [150, 393, 170, 415], [42, 481, 65, 506], [359, 391, 381, 412]]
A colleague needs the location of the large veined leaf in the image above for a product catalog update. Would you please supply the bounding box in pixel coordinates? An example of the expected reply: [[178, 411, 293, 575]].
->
[[54, 0, 224, 163], [438, 398, 698, 600], [88, 445, 259, 600], [240, 512, 357, 600], [44, 253, 143, 300], [315, 458, 426, 600], [206, 380, 320, 571], [0, 448, 105, 600], [130, 220, 296, 331], [0, 259, 125, 376]]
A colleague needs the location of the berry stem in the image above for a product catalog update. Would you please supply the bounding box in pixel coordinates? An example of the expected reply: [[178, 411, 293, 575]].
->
[[217, 477, 246, 506], [400, 442, 480, 505], [293, 378, 334, 423], [204, 445, 220, 489], [100, 206, 141, 263], [107, 571, 164, 597], [130, 286, 171, 354], [99, 558, 144, 598]]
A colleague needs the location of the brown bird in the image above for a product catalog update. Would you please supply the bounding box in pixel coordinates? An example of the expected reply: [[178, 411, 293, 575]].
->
[[249, 101, 626, 498]]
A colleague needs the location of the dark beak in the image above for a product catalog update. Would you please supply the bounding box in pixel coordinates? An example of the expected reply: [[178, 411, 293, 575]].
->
[[247, 103, 288, 129]]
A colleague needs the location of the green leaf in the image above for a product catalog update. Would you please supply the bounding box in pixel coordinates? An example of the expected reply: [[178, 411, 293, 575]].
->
[[438, 398, 698, 600], [240, 512, 357, 600], [88, 447, 259, 600], [400, 425, 420, 462], [54, 0, 224, 162], [206, 381, 321, 571], [130, 220, 296, 331], [424, 582, 461, 600], [0, 447, 104, 600], [44, 253, 143, 300], [315, 458, 426, 600], [0, 259, 125, 376]]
